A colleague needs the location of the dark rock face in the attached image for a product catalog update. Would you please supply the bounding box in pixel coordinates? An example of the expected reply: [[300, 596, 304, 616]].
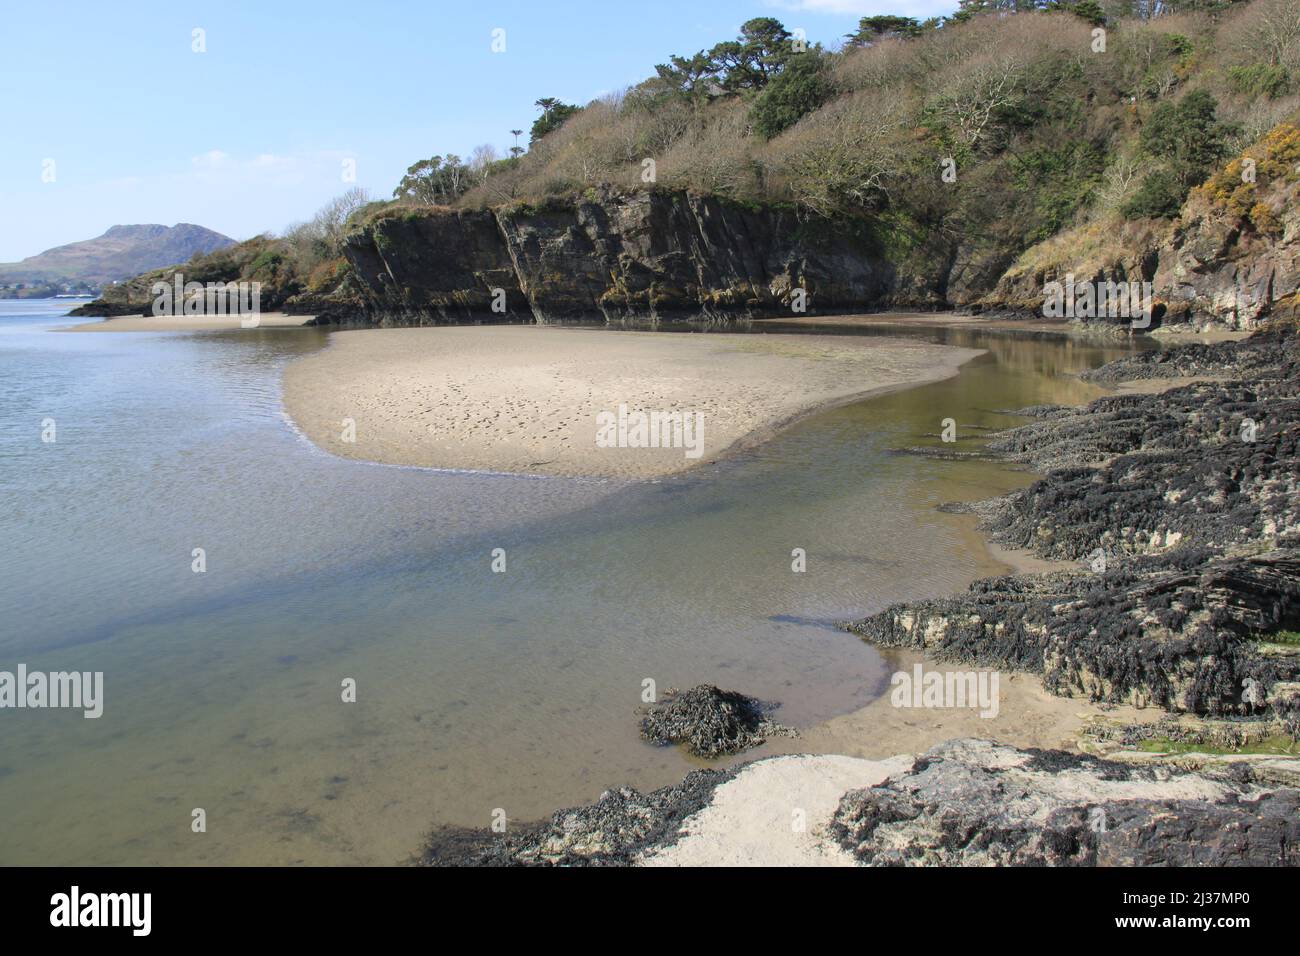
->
[[421, 768, 734, 867], [853, 550, 1300, 713], [850, 326, 1300, 714], [639, 685, 795, 758], [831, 739, 1300, 866], [342, 208, 530, 323], [74, 166, 1294, 327], [980, 392, 1300, 559], [341, 191, 897, 323], [1081, 327, 1297, 384]]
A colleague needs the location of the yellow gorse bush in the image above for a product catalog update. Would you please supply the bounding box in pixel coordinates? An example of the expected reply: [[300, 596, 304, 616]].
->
[[1194, 123, 1299, 235]]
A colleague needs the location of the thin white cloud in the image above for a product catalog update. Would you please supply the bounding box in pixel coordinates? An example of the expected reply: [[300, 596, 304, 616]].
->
[[190, 149, 230, 170]]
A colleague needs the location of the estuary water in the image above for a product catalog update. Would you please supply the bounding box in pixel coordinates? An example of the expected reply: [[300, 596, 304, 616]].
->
[[0, 300, 1137, 864]]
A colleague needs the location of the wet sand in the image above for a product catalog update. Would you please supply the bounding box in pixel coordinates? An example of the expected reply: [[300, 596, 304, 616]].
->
[[65, 312, 313, 332], [281, 325, 984, 479]]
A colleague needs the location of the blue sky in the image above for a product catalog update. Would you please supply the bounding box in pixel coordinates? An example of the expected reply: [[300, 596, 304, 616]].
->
[[0, 0, 957, 261]]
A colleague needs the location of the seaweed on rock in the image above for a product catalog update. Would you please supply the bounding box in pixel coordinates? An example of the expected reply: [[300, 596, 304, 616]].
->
[[849, 324, 1300, 715], [639, 684, 795, 758], [831, 739, 1300, 866]]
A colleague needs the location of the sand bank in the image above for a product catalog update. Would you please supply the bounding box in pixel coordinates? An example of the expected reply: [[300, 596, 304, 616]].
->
[[64, 312, 313, 332], [281, 325, 982, 479]]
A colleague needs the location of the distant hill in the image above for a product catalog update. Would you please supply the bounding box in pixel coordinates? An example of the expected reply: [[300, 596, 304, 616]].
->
[[0, 224, 235, 296]]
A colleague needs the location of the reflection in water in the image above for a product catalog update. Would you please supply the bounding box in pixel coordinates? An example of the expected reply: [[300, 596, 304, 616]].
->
[[0, 303, 1139, 864]]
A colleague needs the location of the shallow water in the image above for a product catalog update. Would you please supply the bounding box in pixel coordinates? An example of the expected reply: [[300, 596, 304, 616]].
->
[[0, 302, 1138, 864]]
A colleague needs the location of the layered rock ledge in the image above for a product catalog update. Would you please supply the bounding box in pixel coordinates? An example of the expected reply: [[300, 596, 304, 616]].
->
[[420, 739, 1300, 866], [831, 739, 1300, 866], [850, 323, 1300, 715]]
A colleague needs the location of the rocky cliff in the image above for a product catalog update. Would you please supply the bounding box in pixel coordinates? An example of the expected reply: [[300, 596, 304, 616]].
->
[[71, 128, 1298, 328], [341, 154, 1297, 330], [340, 190, 899, 324], [985, 124, 1300, 330], [1156, 167, 1300, 329]]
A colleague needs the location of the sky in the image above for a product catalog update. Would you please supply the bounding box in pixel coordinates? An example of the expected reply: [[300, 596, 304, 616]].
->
[[0, 0, 958, 261]]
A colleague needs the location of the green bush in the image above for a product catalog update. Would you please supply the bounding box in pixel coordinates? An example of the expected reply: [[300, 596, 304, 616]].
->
[[750, 53, 830, 140], [1123, 169, 1187, 218], [1227, 64, 1291, 99], [1122, 91, 1234, 219]]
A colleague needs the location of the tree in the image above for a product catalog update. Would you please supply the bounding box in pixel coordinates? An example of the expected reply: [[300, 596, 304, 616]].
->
[[950, 0, 1021, 22], [281, 187, 373, 278], [1230, 0, 1300, 68], [708, 17, 794, 92], [847, 16, 924, 45], [1123, 91, 1234, 218], [925, 55, 1030, 151], [1140, 91, 1232, 186], [1121, 168, 1186, 218], [655, 17, 800, 101], [312, 187, 372, 251], [751, 52, 831, 139], [653, 51, 719, 101], [393, 155, 473, 205], [776, 93, 906, 216], [530, 99, 582, 143], [1050, 0, 1107, 25], [468, 144, 500, 183]]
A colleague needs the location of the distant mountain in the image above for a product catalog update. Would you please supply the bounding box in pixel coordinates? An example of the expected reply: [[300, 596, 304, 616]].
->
[[0, 224, 235, 295]]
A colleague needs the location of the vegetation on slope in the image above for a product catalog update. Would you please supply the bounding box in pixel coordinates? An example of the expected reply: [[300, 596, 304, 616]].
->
[[79, 0, 1300, 318], [351, 0, 1300, 312]]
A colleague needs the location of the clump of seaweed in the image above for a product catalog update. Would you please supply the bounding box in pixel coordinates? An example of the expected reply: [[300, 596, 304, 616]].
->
[[639, 685, 796, 758]]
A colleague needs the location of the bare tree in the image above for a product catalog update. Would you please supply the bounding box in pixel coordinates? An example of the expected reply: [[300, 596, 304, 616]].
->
[[469, 143, 500, 182], [928, 55, 1028, 150], [1095, 153, 1146, 213], [1235, 0, 1300, 67], [771, 93, 905, 216]]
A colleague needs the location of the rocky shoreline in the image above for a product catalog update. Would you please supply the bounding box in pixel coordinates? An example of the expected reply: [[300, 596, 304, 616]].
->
[[422, 737, 1300, 866], [831, 739, 1299, 866], [851, 322, 1300, 718], [420, 322, 1300, 866]]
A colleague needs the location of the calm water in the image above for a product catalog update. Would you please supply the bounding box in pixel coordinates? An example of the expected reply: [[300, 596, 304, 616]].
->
[[0, 301, 1137, 864]]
